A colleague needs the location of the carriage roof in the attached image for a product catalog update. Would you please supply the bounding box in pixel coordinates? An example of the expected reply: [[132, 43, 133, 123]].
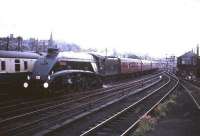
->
[[0, 50, 40, 59]]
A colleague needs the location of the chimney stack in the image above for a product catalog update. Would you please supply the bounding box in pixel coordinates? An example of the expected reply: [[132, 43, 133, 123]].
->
[[197, 44, 199, 56]]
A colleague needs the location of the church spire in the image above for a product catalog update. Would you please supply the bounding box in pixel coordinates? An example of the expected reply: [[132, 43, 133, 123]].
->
[[48, 32, 54, 48]]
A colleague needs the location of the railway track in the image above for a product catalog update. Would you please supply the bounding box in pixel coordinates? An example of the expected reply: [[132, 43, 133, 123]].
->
[[0, 72, 162, 118], [78, 73, 178, 136], [34, 73, 170, 136], [0, 72, 161, 108], [181, 79, 200, 110], [119, 73, 179, 136], [43, 73, 178, 136], [0, 73, 163, 136]]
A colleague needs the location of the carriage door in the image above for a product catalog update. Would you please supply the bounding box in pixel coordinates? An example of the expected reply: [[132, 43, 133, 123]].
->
[[15, 59, 20, 72], [0, 60, 6, 73]]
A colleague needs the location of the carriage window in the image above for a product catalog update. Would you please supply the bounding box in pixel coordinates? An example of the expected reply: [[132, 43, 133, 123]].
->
[[24, 61, 28, 70], [1, 61, 6, 71], [15, 59, 20, 72], [15, 60, 20, 63]]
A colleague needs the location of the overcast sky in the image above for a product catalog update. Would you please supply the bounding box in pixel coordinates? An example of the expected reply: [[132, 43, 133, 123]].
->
[[0, 0, 200, 57]]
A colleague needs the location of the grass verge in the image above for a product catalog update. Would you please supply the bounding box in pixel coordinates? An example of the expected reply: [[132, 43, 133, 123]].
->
[[132, 93, 177, 136]]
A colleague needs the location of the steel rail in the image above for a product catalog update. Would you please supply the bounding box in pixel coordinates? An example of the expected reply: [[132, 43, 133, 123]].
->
[[33, 75, 164, 136], [80, 73, 178, 136], [181, 81, 200, 110], [121, 73, 179, 136], [0, 72, 162, 113], [0, 73, 161, 125], [0, 75, 162, 135]]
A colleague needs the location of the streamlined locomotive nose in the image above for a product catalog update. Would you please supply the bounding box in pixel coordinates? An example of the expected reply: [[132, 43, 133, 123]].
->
[[25, 53, 57, 90], [23, 73, 51, 90]]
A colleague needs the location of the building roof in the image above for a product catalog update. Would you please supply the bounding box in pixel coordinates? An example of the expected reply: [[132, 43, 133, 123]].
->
[[179, 51, 197, 58]]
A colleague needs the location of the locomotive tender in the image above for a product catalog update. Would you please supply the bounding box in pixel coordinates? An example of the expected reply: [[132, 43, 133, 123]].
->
[[23, 48, 159, 94], [0, 50, 40, 91]]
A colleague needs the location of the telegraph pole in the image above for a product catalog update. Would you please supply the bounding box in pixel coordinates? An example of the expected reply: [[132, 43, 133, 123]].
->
[[6, 37, 9, 51]]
